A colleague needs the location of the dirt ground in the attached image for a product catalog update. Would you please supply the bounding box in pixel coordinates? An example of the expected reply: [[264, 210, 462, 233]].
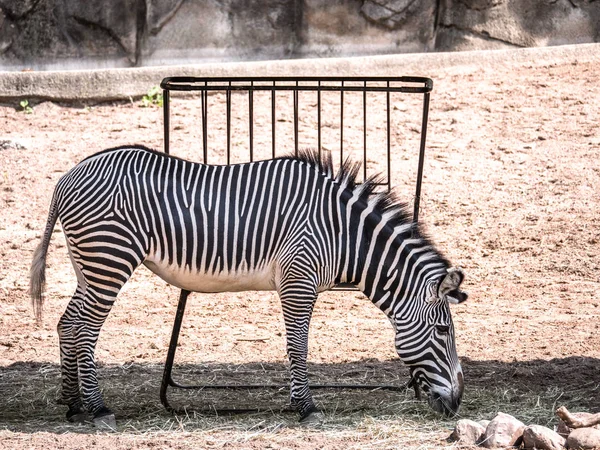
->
[[0, 46, 599, 449]]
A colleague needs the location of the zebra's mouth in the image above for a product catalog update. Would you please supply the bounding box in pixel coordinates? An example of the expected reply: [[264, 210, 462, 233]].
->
[[428, 392, 455, 417], [408, 370, 463, 416], [427, 386, 462, 417]]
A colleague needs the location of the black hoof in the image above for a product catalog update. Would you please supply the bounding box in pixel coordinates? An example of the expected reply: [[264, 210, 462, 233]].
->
[[93, 406, 113, 418], [66, 405, 87, 423], [299, 405, 323, 423]]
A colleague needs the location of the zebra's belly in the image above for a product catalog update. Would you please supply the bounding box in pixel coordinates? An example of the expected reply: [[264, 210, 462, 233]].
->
[[142, 259, 278, 293]]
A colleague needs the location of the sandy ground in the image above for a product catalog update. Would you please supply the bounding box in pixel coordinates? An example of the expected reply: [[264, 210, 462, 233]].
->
[[0, 47, 599, 448]]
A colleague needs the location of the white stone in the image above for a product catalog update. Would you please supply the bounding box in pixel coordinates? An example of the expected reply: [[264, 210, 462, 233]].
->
[[522, 425, 565, 450], [0, 139, 27, 150], [481, 412, 526, 448], [567, 428, 600, 450], [557, 412, 600, 438], [479, 419, 491, 429], [449, 419, 486, 445]]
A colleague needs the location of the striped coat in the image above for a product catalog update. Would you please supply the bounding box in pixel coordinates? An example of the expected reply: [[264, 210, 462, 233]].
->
[[31, 145, 467, 425]]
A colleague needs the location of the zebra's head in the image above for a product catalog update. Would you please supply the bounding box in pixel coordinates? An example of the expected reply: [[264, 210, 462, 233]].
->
[[391, 267, 468, 416]]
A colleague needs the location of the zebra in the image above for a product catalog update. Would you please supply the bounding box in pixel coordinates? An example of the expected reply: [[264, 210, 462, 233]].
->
[[30, 145, 468, 427]]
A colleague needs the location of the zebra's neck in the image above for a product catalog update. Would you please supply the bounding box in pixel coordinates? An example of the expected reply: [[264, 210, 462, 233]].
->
[[337, 193, 448, 317]]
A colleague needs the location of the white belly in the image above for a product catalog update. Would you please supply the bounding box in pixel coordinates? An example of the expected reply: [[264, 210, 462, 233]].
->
[[143, 258, 277, 293]]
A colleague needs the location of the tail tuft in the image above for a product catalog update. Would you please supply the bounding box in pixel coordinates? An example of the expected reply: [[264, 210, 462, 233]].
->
[[29, 241, 47, 323]]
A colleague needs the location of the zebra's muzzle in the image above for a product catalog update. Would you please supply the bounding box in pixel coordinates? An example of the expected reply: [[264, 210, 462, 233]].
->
[[428, 391, 461, 417], [427, 371, 463, 416]]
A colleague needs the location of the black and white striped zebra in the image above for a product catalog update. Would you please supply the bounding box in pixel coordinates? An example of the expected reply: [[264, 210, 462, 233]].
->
[[30, 145, 468, 426]]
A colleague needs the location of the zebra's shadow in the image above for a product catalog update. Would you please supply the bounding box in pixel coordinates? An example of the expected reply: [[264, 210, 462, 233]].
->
[[0, 356, 598, 432]]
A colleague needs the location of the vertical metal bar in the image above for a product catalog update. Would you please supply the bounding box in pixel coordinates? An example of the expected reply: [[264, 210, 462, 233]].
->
[[294, 81, 299, 157], [202, 87, 208, 164], [163, 89, 170, 155], [271, 83, 276, 159], [386, 83, 391, 193], [160, 289, 191, 412], [249, 82, 254, 162], [340, 82, 344, 167], [363, 82, 367, 182], [317, 80, 321, 160], [226, 85, 231, 166], [413, 91, 431, 225]]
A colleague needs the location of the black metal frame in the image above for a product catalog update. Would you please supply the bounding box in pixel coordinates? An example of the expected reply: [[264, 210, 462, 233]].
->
[[159, 76, 433, 414]]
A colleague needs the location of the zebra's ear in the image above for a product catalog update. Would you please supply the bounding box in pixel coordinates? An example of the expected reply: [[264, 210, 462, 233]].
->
[[439, 268, 468, 304]]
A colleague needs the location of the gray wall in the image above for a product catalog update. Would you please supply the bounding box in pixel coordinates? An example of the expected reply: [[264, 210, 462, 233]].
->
[[0, 0, 598, 71]]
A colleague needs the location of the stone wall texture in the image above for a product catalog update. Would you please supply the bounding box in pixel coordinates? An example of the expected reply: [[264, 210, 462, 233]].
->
[[0, 0, 598, 70]]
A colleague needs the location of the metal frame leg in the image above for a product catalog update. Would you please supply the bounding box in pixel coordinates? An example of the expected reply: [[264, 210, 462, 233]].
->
[[160, 289, 191, 412]]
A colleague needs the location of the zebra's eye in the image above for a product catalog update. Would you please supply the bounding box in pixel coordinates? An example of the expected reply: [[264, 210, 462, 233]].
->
[[435, 324, 450, 334]]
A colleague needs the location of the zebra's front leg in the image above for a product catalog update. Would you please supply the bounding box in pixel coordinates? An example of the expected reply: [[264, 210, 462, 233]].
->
[[279, 284, 322, 423]]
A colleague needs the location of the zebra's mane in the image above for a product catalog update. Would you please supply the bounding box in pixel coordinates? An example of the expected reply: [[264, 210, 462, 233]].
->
[[280, 149, 412, 223], [280, 150, 450, 265]]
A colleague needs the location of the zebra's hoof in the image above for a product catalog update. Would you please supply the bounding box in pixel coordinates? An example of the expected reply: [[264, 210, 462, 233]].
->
[[66, 406, 88, 423], [93, 410, 117, 431], [299, 410, 325, 425]]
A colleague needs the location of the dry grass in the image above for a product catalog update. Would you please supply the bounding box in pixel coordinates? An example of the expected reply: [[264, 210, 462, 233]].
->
[[1, 357, 597, 449]]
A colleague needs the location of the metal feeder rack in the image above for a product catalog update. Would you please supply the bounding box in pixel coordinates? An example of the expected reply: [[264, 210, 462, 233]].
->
[[159, 76, 433, 414]]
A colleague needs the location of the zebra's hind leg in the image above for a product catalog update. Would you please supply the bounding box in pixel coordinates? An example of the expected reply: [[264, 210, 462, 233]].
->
[[57, 284, 87, 423], [59, 282, 119, 428], [279, 281, 323, 424], [71, 285, 123, 430]]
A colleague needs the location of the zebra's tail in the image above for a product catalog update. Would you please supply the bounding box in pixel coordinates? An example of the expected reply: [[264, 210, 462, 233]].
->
[[30, 191, 60, 323]]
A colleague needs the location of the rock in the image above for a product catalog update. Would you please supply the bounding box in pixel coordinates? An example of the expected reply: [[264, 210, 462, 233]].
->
[[479, 419, 491, 429], [567, 428, 600, 450], [448, 419, 486, 445], [0, 139, 27, 150], [436, 0, 600, 52], [361, 0, 422, 28], [522, 425, 565, 450], [146, 0, 184, 33], [481, 412, 526, 448], [557, 412, 600, 438], [3, 0, 600, 71], [0, 0, 38, 18], [0, 10, 16, 55], [63, 0, 139, 63]]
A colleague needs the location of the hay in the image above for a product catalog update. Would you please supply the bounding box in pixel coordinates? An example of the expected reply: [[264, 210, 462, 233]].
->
[[0, 358, 597, 449]]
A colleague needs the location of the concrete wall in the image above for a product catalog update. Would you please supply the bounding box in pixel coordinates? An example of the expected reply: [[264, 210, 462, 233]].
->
[[0, 0, 598, 71]]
